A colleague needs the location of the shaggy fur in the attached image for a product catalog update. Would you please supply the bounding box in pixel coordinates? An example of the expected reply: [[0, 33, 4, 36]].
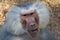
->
[[1, 2, 50, 35], [0, 1, 54, 40]]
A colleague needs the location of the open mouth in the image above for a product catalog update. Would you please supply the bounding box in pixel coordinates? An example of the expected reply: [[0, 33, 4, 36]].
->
[[31, 28, 38, 32]]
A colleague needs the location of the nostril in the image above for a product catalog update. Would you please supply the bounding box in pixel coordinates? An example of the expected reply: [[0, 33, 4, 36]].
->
[[30, 23, 35, 26]]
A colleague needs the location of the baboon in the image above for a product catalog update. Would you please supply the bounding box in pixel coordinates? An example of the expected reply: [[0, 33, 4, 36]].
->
[[0, 0, 56, 40]]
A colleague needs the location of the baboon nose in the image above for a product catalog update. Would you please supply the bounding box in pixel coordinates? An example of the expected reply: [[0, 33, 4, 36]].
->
[[30, 23, 35, 27]]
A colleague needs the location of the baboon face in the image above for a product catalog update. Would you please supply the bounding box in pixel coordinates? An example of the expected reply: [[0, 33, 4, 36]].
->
[[20, 10, 39, 37]]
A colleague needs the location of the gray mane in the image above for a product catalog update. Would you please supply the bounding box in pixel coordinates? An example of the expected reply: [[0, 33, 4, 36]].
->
[[1, 2, 50, 35]]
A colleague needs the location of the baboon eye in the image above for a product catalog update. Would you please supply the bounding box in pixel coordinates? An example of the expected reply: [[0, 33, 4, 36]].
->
[[22, 13, 33, 16], [30, 13, 33, 15], [23, 14, 28, 16]]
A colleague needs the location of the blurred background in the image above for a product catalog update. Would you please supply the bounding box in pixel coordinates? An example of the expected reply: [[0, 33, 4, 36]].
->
[[0, 0, 60, 40]]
